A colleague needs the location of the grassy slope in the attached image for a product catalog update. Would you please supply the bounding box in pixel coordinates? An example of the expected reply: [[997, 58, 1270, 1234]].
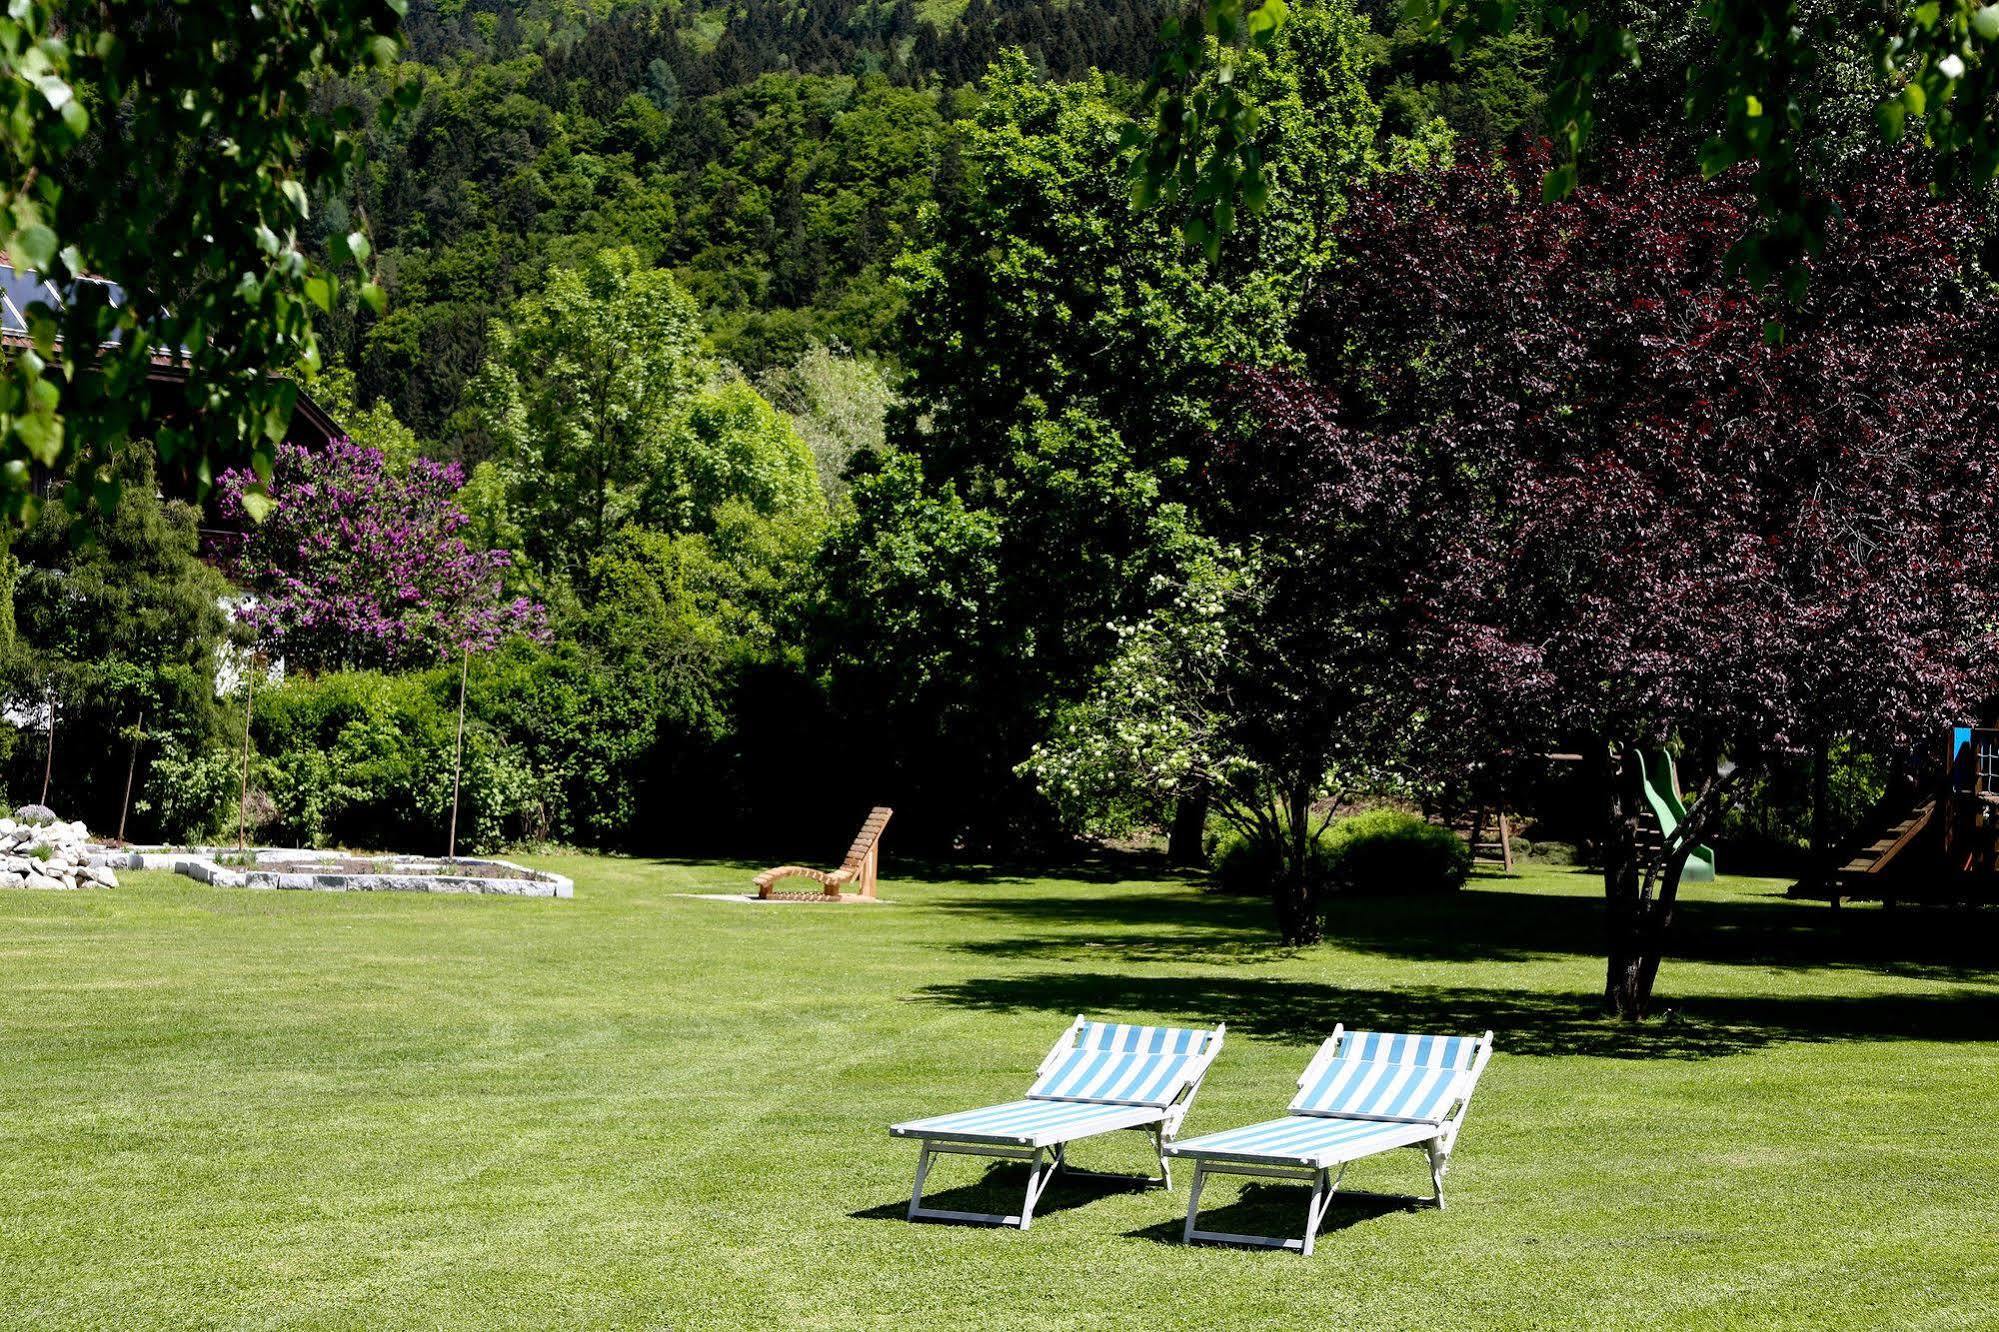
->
[[1, 856, 1994, 1330]]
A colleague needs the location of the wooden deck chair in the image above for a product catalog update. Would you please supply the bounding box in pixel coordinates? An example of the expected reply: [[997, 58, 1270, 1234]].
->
[[889, 1016, 1225, 1229], [1168, 1025, 1494, 1255], [754, 807, 892, 899]]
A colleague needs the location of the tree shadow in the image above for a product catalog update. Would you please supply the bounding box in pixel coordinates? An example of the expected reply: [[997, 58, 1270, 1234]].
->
[[1122, 1184, 1420, 1247], [912, 971, 1999, 1059], [1320, 875, 1999, 983], [930, 867, 1999, 984], [888, 850, 1209, 888], [848, 1160, 1162, 1225]]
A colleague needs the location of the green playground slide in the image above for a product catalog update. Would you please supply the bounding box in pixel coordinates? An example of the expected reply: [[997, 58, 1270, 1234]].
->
[[1640, 749, 1716, 882]]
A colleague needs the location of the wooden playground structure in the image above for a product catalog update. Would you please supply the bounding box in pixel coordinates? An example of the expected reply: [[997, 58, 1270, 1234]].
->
[[1794, 726, 1999, 907], [754, 807, 893, 901], [1432, 803, 1515, 871]]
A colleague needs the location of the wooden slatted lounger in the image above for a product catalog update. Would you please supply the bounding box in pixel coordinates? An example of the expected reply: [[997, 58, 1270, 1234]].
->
[[753, 806, 893, 900]]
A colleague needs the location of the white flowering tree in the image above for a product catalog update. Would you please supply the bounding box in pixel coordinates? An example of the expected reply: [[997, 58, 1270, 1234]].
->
[[1022, 370, 1416, 945]]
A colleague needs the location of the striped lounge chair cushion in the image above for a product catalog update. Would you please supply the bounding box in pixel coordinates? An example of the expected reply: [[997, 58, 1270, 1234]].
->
[[1026, 1022, 1213, 1108], [1333, 1030, 1478, 1068], [1168, 1115, 1439, 1167], [1073, 1022, 1211, 1054], [891, 1099, 1163, 1147], [1289, 1030, 1479, 1123]]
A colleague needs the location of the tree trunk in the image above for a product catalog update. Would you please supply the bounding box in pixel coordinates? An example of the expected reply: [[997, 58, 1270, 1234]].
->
[[118, 710, 144, 843], [1810, 738, 1831, 869], [448, 644, 469, 862], [1167, 787, 1210, 866], [38, 689, 54, 806], [1603, 743, 1738, 1019], [238, 652, 258, 851], [1272, 782, 1322, 947], [1600, 744, 1652, 1017]]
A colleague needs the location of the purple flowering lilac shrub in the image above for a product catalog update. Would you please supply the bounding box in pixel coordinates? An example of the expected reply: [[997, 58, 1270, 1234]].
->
[[218, 439, 544, 671]]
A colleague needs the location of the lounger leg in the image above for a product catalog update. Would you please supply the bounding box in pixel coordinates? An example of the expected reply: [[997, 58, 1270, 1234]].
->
[[908, 1145, 937, 1221], [1427, 1142, 1448, 1209], [1019, 1147, 1055, 1231], [1154, 1127, 1172, 1191], [1300, 1166, 1343, 1258], [1181, 1162, 1209, 1245]]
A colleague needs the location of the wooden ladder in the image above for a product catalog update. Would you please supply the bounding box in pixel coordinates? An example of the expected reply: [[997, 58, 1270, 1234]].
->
[[1463, 805, 1514, 871]]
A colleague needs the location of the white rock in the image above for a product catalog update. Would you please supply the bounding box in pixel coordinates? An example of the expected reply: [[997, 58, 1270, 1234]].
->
[[22, 872, 63, 890]]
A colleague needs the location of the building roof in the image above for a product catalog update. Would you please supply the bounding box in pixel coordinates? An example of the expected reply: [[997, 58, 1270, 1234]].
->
[[0, 260, 344, 447]]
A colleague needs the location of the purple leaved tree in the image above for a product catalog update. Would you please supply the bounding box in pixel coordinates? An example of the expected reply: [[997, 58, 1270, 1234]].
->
[[1260, 147, 1999, 1016], [219, 439, 545, 857]]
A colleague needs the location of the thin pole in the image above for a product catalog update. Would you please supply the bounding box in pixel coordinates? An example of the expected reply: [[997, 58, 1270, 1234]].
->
[[38, 687, 53, 806], [238, 649, 257, 851], [447, 643, 468, 862], [118, 709, 145, 843]]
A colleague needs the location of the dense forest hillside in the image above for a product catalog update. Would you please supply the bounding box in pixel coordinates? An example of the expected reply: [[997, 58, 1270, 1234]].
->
[[310, 0, 1545, 446]]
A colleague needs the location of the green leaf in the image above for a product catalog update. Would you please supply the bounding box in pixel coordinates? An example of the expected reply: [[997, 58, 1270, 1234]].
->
[[238, 489, 274, 523], [1878, 99, 1907, 140], [1975, 4, 1999, 39], [15, 410, 62, 465], [1541, 163, 1578, 201], [10, 223, 55, 273], [358, 281, 387, 315], [303, 274, 331, 313]]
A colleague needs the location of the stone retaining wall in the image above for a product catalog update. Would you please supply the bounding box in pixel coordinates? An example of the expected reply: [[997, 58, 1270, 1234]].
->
[[94, 846, 573, 898]]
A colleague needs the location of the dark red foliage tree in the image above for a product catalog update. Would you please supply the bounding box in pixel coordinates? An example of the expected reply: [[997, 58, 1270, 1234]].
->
[[1261, 146, 1999, 1016]]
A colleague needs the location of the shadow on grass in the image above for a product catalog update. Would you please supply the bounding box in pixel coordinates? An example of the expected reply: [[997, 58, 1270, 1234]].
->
[[1122, 1184, 1421, 1247], [912, 972, 1999, 1059], [932, 868, 1999, 984], [888, 849, 1208, 889], [849, 1160, 1162, 1225]]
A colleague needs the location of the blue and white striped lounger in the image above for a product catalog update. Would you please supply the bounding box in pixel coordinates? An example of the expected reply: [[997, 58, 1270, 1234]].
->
[[889, 1016, 1225, 1229], [1167, 1025, 1494, 1255]]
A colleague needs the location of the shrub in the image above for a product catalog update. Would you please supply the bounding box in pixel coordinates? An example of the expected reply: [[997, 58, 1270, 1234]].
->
[[137, 742, 241, 844], [1322, 810, 1471, 896], [1207, 820, 1340, 897], [251, 669, 543, 854]]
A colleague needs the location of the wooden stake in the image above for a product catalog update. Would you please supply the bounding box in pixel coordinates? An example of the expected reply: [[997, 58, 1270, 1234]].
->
[[118, 710, 145, 843], [38, 687, 53, 806], [447, 643, 468, 862], [238, 649, 257, 851]]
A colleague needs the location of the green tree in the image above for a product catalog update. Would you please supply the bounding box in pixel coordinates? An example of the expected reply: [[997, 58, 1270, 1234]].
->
[[757, 343, 896, 506], [470, 250, 823, 586], [0, 0, 407, 525], [822, 23, 1380, 846], [465, 249, 705, 580], [641, 377, 820, 535], [1146, 0, 1999, 292], [3, 446, 237, 831]]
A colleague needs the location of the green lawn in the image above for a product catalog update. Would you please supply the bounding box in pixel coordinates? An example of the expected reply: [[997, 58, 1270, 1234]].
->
[[3, 855, 1995, 1329]]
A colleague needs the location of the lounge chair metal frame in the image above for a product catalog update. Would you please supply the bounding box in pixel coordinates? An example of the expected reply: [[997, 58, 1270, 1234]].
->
[[889, 1015, 1225, 1230], [1171, 1024, 1494, 1256]]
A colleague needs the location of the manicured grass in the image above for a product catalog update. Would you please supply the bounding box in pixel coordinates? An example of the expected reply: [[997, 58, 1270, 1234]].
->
[[2, 855, 1995, 1328]]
